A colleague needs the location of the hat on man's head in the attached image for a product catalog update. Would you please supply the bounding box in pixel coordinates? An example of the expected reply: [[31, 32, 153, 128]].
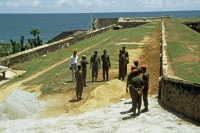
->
[[133, 60, 138, 63], [78, 65, 81, 69], [94, 50, 98, 53], [141, 65, 146, 69], [122, 46, 126, 48], [131, 69, 138, 73], [103, 50, 107, 52], [82, 55, 86, 58], [131, 66, 136, 70]]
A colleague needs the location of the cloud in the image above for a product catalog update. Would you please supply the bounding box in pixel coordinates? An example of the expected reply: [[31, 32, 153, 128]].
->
[[77, 0, 92, 6], [55, 0, 73, 6], [5, 0, 40, 7], [0, 0, 200, 13]]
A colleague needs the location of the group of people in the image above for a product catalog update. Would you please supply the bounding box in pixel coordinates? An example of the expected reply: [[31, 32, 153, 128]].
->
[[69, 47, 150, 117], [69, 50, 111, 100], [126, 60, 150, 116]]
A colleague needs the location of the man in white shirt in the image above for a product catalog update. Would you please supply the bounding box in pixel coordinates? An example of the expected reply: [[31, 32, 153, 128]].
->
[[69, 51, 79, 82]]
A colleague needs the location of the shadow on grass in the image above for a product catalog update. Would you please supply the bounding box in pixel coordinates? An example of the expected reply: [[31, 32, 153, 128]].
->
[[65, 80, 74, 83], [158, 100, 200, 126]]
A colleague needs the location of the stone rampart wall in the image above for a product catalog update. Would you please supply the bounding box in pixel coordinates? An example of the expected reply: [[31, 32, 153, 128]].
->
[[159, 22, 200, 122], [0, 25, 115, 67], [118, 22, 148, 28], [93, 18, 118, 29]]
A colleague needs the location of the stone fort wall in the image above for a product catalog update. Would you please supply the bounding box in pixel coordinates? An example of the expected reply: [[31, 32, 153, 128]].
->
[[159, 22, 200, 122]]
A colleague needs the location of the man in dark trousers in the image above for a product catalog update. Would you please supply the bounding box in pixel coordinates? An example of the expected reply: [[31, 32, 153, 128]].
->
[[122, 46, 129, 76], [75, 65, 84, 101], [90, 51, 101, 82], [126, 66, 137, 111], [131, 69, 144, 116], [101, 50, 111, 81], [81, 55, 89, 87], [118, 50, 125, 81], [141, 65, 150, 112]]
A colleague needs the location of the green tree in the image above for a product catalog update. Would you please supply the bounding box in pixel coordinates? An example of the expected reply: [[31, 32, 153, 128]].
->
[[30, 29, 40, 39]]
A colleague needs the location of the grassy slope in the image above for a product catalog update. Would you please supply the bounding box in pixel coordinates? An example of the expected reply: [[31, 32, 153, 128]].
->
[[4, 22, 160, 94], [164, 18, 200, 83]]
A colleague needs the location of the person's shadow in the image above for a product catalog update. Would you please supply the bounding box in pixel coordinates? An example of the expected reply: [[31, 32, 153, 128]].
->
[[121, 114, 139, 120], [120, 110, 131, 115], [68, 99, 79, 103], [0, 75, 8, 81]]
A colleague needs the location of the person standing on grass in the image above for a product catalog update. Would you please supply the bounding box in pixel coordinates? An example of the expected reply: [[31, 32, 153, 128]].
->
[[69, 51, 79, 82], [141, 65, 150, 112], [75, 65, 84, 101], [90, 51, 101, 82], [122, 46, 129, 76], [101, 50, 111, 81], [118, 49, 125, 81], [81, 55, 89, 87], [131, 69, 144, 116]]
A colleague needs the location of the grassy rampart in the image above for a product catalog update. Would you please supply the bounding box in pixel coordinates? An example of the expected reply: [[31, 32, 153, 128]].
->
[[164, 18, 200, 83]]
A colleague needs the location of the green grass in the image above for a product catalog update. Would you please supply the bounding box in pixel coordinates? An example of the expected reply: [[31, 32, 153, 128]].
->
[[164, 18, 200, 83], [167, 41, 189, 58], [3, 21, 161, 94]]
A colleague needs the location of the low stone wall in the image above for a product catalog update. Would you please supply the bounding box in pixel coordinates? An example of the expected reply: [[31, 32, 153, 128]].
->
[[159, 22, 200, 122], [160, 77, 200, 121], [0, 25, 115, 67]]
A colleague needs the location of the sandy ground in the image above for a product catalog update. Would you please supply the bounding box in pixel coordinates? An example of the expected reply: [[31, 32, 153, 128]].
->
[[1, 85, 199, 133]]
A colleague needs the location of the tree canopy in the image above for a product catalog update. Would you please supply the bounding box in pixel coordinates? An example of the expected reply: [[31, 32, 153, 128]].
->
[[30, 29, 40, 38]]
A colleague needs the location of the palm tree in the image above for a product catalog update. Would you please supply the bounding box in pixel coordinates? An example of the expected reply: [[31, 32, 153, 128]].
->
[[30, 29, 40, 39]]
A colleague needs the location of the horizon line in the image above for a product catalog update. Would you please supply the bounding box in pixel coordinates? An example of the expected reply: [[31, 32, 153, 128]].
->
[[0, 9, 200, 14]]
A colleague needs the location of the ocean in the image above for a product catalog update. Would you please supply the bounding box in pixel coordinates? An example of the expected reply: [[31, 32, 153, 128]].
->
[[0, 10, 200, 44]]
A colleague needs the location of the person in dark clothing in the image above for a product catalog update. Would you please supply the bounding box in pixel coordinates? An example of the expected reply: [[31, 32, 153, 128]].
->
[[75, 65, 84, 101], [131, 69, 144, 116], [122, 46, 129, 76], [141, 65, 150, 112], [133, 60, 141, 75], [126, 66, 137, 111], [101, 50, 111, 81], [118, 50, 125, 81], [81, 55, 89, 87], [90, 51, 101, 82]]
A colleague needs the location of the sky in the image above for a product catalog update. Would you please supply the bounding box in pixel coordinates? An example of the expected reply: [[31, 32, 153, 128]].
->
[[0, 0, 200, 13]]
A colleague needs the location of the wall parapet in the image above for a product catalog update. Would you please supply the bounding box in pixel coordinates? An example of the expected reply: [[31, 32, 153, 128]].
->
[[0, 24, 115, 67], [160, 21, 200, 122]]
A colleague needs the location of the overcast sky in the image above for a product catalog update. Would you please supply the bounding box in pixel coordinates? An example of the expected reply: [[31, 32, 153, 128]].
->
[[0, 0, 200, 13]]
